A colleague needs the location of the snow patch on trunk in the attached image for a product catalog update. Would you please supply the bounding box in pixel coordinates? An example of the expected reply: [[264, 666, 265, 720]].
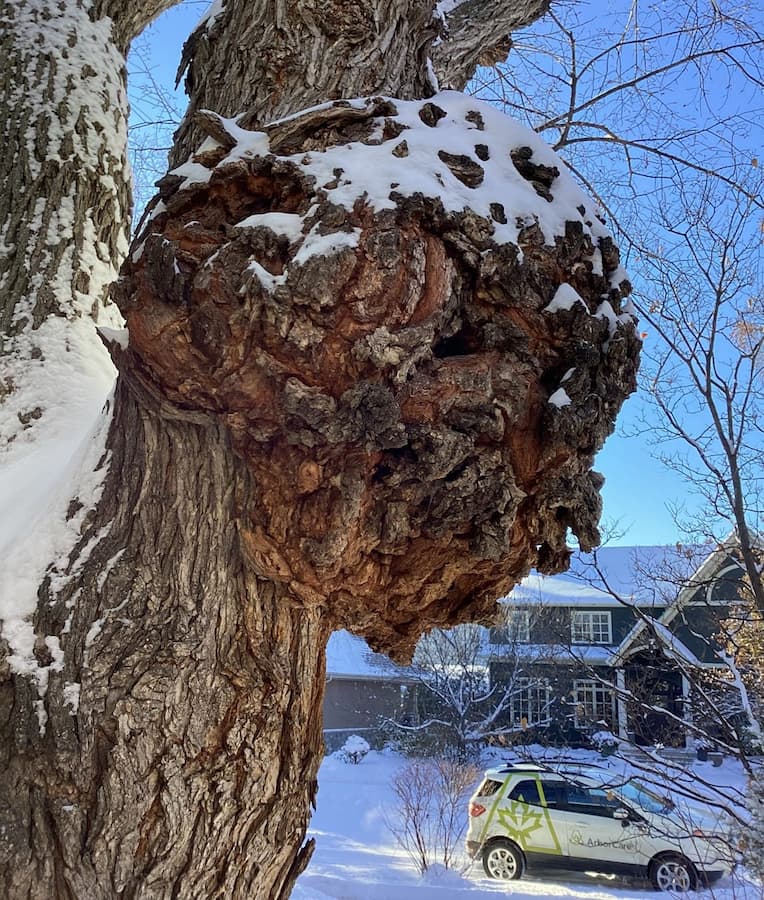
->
[[548, 388, 572, 408], [0, 335, 115, 681]]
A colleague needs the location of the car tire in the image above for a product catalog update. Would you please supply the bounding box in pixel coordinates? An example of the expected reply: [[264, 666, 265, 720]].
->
[[482, 839, 524, 881], [649, 854, 698, 892]]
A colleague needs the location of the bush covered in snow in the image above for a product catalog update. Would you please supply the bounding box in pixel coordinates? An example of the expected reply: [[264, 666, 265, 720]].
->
[[335, 734, 371, 764], [591, 730, 621, 755]]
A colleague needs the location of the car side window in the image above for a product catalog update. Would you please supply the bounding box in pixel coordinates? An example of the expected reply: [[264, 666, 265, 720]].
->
[[566, 784, 622, 818], [476, 778, 504, 798], [539, 780, 567, 808], [507, 779, 541, 805]]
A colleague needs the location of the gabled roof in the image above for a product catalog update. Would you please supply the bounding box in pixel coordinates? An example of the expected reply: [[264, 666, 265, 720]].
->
[[612, 536, 745, 664], [502, 545, 696, 609], [496, 540, 746, 668], [326, 630, 416, 682]]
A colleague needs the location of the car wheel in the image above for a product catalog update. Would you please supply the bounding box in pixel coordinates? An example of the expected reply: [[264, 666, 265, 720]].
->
[[482, 839, 524, 881], [649, 854, 698, 892]]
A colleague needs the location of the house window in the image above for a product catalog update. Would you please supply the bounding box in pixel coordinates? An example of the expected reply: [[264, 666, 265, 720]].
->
[[508, 609, 530, 643], [511, 677, 551, 726], [572, 679, 615, 729], [571, 610, 612, 645], [490, 609, 530, 645]]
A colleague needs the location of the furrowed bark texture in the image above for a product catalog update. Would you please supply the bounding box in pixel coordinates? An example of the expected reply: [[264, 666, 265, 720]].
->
[[1, 1, 639, 898], [432, 0, 550, 90], [171, 0, 550, 164], [1, 377, 328, 898], [2, 1, 325, 897], [0, 0, 180, 446]]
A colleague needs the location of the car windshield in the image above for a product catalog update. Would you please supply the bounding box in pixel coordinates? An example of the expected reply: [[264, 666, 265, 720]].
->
[[617, 779, 674, 814]]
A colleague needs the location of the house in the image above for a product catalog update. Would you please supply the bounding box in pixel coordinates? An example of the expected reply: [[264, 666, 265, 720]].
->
[[321, 540, 753, 751], [487, 540, 749, 748], [323, 629, 419, 751]]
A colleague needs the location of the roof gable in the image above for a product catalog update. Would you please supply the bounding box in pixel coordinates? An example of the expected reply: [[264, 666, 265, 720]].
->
[[612, 538, 745, 663], [500, 540, 746, 666]]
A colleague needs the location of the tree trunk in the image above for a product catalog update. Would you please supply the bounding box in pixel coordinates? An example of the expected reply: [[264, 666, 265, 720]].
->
[[1, 373, 329, 898], [0, 0, 179, 448], [171, 0, 549, 163], [1, 2, 637, 899]]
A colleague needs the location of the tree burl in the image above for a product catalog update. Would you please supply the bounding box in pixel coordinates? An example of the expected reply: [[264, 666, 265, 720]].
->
[[113, 93, 639, 660]]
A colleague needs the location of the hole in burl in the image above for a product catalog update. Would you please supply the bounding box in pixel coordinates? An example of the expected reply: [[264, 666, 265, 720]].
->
[[372, 462, 393, 483], [372, 445, 418, 483], [230, 176, 312, 222], [432, 324, 482, 358], [444, 458, 471, 484]]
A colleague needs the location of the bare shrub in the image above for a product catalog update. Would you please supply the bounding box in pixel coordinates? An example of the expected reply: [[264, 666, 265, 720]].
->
[[385, 758, 481, 874]]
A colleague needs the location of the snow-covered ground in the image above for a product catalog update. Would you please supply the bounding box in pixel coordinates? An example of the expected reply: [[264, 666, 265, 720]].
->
[[295, 748, 761, 900]]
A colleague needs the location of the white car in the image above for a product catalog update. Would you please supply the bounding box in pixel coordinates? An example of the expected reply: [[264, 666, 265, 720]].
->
[[466, 762, 735, 891]]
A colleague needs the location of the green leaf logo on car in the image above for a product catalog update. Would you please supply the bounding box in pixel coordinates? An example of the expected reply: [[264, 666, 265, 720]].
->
[[496, 800, 545, 843]]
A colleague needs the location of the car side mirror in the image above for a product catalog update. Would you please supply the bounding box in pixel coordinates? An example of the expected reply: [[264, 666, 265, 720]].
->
[[613, 807, 630, 827]]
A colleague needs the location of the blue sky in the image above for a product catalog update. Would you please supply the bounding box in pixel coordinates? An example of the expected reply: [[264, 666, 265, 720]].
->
[[127, 1, 733, 549]]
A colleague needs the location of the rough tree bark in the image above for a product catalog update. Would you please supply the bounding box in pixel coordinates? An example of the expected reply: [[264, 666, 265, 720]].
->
[[0, 0, 179, 445], [172, 0, 550, 159], [0, 1, 638, 898]]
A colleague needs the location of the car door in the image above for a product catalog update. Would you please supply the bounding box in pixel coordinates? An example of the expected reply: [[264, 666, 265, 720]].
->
[[496, 777, 568, 865], [561, 782, 649, 872]]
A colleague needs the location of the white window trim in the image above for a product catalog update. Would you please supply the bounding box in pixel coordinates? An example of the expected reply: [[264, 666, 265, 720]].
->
[[572, 679, 615, 729], [511, 610, 530, 643], [511, 677, 551, 726], [571, 610, 612, 645]]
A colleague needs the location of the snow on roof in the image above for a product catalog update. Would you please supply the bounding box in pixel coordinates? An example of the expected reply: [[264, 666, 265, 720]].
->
[[504, 545, 710, 609], [326, 630, 414, 681], [507, 643, 619, 665]]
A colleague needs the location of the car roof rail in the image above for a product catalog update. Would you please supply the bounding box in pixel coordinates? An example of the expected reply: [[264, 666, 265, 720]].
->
[[489, 761, 554, 774], [488, 756, 623, 778]]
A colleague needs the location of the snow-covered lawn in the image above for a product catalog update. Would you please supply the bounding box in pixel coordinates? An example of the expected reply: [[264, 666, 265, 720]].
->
[[295, 749, 762, 900]]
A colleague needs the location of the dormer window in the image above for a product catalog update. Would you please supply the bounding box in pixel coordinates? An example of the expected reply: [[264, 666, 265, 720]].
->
[[571, 610, 612, 645], [491, 609, 530, 645], [509, 609, 530, 643]]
